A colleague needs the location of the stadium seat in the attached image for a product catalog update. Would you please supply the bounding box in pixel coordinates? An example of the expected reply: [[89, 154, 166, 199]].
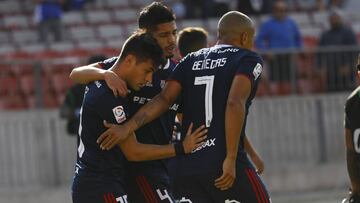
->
[[180, 19, 206, 30], [62, 11, 86, 26], [104, 38, 125, 49], [19, 73, 35, 96], [105, 0, 129, 8], [85, 10, 112, 25], [12, 29, 38, 44], [49, 41, 75, 52], [129, 0, 153, 8], [311, 12, 329, 29], [0, 75, 18, 96], [69, 26, 96, 41], [78, 40, 104, 50], [51, 71, 73, 94], [98, 24, 124, 39], [19, 43, 46, 54], [3, 14, 30, 29], [0, 1, 21, 14], [290, 13, 311, 27], [113, 8, 138, 24], [0, 93, 27, 110], [124, 23, 138, 36], [0, 31, 11, 44], [0, 44, 15, 56], [43, 89, 59, 108]]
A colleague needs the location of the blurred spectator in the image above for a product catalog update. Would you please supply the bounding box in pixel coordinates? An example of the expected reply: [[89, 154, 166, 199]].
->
[[60, 55, 107, 136], [237, 0, 272, 15], [33, 0, 64, 43], [317, 9, 358, 91], [255, 0, 302, 94]]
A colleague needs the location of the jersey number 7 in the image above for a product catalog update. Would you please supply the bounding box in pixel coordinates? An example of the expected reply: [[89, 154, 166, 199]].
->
[[194, 76, 214, 128]]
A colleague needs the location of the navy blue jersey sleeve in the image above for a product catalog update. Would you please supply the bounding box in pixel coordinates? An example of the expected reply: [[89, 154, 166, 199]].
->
[[94, 83, 128, 125], [168, 57, 189, 86], [236, 55, 263, 84], [98, 57, 118, 70]]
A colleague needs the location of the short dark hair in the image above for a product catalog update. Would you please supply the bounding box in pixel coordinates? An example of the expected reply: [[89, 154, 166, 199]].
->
[[138, 2, 175, 31], [119, 31, 165, 68], [177, 27, 208, 57]]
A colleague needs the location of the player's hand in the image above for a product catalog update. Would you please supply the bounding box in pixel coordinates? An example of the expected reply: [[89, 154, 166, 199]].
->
[[215, 156, 236, 190], [97, 120, 131, 150], [182, 123, 207, 153], [251, 154, 264, 175], [104, 70, 128, 97]]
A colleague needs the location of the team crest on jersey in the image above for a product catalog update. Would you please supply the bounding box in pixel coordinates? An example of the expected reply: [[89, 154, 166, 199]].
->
[[94, 81, 102, 88], [112, 106, 126, 124], [253, 63, 262, 80]]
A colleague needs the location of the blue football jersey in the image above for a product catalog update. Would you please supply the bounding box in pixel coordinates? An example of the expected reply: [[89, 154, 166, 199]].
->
[[75, 79, 129, 179], [169, 44, 263, 175], [99, 57, 180, 175]]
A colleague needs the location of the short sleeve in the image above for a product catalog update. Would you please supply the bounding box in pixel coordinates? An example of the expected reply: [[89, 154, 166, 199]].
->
[[168, 57, 189, 86], [98, 57, 118, 70], [236, 54, 263, 84], [94, 86, 128, 125]]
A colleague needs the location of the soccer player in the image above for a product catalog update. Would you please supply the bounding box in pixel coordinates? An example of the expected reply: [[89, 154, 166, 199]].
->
[[342, 54, 360, 203], [177, 27, 208, 58], [71, 32, 207, 203], [176, 26, 265, 175], [70, 2, 183, 202], [97, 11, 271, 203]]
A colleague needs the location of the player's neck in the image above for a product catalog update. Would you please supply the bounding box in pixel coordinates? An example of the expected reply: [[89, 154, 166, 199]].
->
[[109, 62, 126, 81]]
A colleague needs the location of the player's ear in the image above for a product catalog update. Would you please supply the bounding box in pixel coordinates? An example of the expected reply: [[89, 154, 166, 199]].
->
[[240, 32, 249, 46], [123, 54, 136, 68]]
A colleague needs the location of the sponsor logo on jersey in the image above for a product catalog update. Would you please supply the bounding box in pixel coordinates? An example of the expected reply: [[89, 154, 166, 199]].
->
[[112, 106, 126, 123], [133, 96, 179, 111], [253, 63, 262, 80], [94, 80, 102, 88], [133, 96, 151, 104], [192, 138, 216, 153]]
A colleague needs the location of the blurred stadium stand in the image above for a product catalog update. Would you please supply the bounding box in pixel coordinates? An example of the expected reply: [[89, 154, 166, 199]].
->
[[0, 0, 359, 110], [0, 0, 359, 201]]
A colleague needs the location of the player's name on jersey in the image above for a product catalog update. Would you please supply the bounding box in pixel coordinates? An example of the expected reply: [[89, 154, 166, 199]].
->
[[192, 58, 227, 71]]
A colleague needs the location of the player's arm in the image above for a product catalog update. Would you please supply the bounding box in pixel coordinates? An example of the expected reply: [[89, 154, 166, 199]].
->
[[118, 123, 207, 161], [345, 127, 360, 195], [69, 60, 127, 97], [215, 74, 251, 190], [70, 63, 108, 84], [97, 81, 182, 150], [244, 135, 264, 174]]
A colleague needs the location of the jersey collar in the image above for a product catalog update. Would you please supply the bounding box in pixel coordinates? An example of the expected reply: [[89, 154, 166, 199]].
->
[[159, 58, 171, 70]]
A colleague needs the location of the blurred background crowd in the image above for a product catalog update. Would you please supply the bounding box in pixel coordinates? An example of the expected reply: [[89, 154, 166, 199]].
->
[[0, 1, 359, 202], [0, 0, 360, 110]]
